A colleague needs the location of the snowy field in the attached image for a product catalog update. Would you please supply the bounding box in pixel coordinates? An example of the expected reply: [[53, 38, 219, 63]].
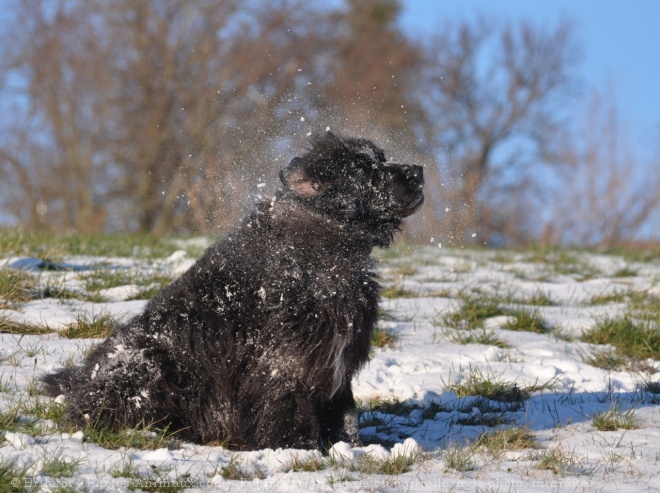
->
[[1, 238, 660, 492]]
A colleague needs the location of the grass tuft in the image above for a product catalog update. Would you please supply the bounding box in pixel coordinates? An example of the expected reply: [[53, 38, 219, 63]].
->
[[283, 454, 327, 473], [0, 459, 30, 493], [0, 231, 184, 260], [82, 422, 176, 450], [0, 268, 36, 308], [533, 446, 586, 475], [613, 266, 637, 278], [443, 444, 477, 472], [444, 328, 510, 348], [503, 309, 551, 334], [475, 425, 539, 457], [451, 369, 553, 403], [361, 399, 420, 417], [356, 453, 417, 475], [442, 294, 506, 330], [371, 326, 397, 348], [40, 451, 80, 478], [380, 285, 418, 298], [581, 314, 660, 361], [59, 312, 117, 339], [592, 406, 640, 431], [221, 457, 265, 481]]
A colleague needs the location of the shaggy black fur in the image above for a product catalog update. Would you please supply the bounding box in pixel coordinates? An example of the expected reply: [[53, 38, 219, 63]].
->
[[42, 132, 424, 450]]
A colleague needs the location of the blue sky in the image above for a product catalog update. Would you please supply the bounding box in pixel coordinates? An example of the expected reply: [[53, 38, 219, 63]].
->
[[398, 0, 660, 139]]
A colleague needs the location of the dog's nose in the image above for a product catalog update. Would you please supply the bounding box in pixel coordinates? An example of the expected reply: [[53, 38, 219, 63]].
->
[[403, 165, 424, 183]]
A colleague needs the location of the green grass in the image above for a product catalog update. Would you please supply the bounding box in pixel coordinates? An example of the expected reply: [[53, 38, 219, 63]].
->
[[581, 314, 660, 361], [11, 397, 178, 449], [220, 457, 265, 481], [450, 368, 555, 403], [371, 326, 397, 348], [82, 270, 173, 300], [111, 461, 202, 493], [0, 459, 30, 493], [380, 285, 418, 298], [441, 294, 507, 330], [40, 452, 80, 478], [527, 249, 601, 280], [283, 454, 327, 473], [592, 406, 640, 431], [79, 420, 177, 450], [440, 292, 552, 334], [0, 230, 185, 260], [613, 266, 638, 278], [0, 398, 67, 436], [504, 290, 558, 307], [444, 328, 510, 348], [388, 266, 419, 277], [59, 312, 116, 339], [18, 397, 69, 423], [503, 309, 551, 334], [442, 444, 477, 472], [520, 291, 557, 307], [533, 446, 586, 475], [355, 453, 417, 475], [0, 372, 15, 393], [475, 425, 539, 457], [0, 407, 20, 434], [599, 244, 660, 263], [360, 398, 420, 417], [582, 347, 631, 371], [83, 270, 137, 292], [588, 292, 629, 305], [0, 316, 51, 335], [40, 280, 105, 303], [0, 268, 36, 307]]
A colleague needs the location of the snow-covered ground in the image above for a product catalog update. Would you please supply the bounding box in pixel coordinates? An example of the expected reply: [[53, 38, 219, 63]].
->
[[1, 244, 660, 492]]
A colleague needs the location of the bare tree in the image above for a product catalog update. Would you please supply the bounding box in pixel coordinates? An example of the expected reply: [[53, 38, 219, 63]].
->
[[9, 2, 654, 247], [0, 0, 113, 232], [545, 90, 660, 246], [422, 16, 581, 244], [0, 0, 430, 235], [0, 0, 324, 233]]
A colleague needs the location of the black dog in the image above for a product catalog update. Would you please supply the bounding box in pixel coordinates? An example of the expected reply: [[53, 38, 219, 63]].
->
[[42, 132, 424, 450]]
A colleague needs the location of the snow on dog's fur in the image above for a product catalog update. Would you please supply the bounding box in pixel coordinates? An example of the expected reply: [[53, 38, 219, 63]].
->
[[42, 132, 424, 450]]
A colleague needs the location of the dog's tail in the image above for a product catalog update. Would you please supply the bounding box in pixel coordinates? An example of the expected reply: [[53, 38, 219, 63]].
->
[[40, 368, 78, 397]]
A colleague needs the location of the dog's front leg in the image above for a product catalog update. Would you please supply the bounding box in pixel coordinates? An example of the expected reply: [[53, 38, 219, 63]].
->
[[317, 385, 361, 448]]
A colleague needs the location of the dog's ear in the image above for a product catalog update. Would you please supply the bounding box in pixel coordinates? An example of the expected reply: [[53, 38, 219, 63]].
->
[[280, 158, 321, 198]]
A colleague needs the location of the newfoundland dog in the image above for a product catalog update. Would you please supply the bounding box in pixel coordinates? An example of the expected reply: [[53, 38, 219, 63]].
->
[[42, 131, 424, 450]]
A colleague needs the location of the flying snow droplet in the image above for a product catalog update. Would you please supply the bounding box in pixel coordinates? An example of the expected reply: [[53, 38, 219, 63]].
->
[[300, 117, 305, 122], [472, 233, 477, 238]]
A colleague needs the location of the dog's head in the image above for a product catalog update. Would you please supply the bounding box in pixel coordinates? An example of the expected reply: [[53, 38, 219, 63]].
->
[[280, 132, 424, 245]]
